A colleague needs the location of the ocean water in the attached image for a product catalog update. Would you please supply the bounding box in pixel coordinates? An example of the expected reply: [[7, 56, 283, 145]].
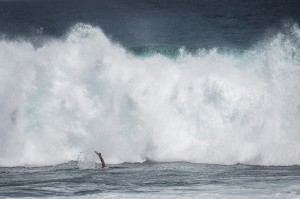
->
[[1, 162, 300, 198], [1, 0, 300, 198]]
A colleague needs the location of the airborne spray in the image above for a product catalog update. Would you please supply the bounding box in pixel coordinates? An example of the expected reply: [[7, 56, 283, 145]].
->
[[0, 24, 300, 166]]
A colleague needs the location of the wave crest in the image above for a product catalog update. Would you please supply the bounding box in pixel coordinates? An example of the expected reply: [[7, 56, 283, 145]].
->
[[0, 23, 300, 166]]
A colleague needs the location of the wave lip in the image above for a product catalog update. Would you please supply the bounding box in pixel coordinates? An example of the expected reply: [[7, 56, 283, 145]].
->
[[0, 23, 300, 167]]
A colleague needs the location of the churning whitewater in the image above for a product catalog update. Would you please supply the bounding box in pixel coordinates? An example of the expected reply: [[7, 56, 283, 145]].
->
[[1, 24, 300, 167]]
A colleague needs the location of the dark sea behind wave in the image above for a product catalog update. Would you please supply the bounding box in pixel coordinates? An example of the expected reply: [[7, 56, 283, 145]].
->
[[1, 0, 300, 49]]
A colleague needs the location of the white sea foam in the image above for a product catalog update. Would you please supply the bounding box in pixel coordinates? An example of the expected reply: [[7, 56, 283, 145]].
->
[[0, 23, 300, 166]]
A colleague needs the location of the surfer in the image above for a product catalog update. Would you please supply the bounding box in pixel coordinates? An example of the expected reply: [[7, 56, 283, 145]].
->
[[94, 151, 106, 168]]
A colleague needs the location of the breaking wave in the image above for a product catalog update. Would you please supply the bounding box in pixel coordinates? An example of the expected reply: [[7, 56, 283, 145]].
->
[[1, 23, 300, 166]]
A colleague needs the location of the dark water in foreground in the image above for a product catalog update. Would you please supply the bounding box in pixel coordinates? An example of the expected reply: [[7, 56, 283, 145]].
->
[[1, 162, 300, 198]]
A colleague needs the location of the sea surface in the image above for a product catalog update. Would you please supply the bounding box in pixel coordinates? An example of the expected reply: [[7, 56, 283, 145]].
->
[[1, 162, 300, 198], [1, 0, 300, 198]]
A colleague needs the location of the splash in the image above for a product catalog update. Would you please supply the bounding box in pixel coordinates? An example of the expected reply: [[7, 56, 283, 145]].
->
[[77, 152, 96, 169], [0, 23, 300, 166]]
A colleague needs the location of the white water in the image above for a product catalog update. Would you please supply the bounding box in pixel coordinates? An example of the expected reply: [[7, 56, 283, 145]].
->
[[0, 23, 300, 166]]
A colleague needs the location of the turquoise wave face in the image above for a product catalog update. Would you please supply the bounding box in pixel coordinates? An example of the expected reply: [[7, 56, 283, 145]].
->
[[129, 45, 200, 58], [0, 23, 300, 167], [129, 45, 245, 60]]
